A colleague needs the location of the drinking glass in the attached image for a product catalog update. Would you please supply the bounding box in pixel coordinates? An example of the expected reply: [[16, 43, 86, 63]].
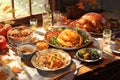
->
[[103, 29, 112, 45], [53, 11, 62, 26], [30, 19, 38, 31], [42, 13, 52, 30]]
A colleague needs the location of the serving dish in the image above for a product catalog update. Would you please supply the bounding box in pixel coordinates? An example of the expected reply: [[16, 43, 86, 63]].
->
[[31, 48, 71, 71], [89, 29, 118, 38], [111, 43, 120, 54], [7, 26, 33, 46], [76, 48, 103, 62], [44, 27, 92, 50]]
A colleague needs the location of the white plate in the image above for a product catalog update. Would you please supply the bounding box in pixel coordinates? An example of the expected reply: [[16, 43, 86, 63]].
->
[[31, 48, 72, 71], [76, 48, 103, 62], [111, 43, 120, 54]]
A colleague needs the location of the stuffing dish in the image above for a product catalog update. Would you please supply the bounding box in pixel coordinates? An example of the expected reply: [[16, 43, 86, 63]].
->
[[45, 27, 91, 50], [31, 48, 71, 71], [7, 26, 33, 46]]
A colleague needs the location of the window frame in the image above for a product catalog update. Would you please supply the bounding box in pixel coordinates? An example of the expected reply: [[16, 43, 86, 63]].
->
[[0, 0, 56, 26], [11, 0, 41, 19]]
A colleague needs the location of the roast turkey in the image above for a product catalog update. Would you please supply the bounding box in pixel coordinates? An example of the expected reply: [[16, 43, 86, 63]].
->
[[74, 12, 110, 33]]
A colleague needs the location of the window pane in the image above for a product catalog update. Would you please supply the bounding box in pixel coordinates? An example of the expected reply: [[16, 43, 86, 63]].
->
[[0, 0, 12, 21], [31, 0, 47, 14], [14, 0, 29, 17], [0, 0, 48, 22]]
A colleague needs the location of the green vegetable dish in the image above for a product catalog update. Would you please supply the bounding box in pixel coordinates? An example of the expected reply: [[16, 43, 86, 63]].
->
[[45, 27, 92, 50], [76, 48, 103, 62]]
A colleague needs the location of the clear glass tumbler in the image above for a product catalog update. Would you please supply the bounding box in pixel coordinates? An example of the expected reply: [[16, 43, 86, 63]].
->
[[30, 19, 38, 31], [53, 11, 62, 26], [42, 13, 52, 31], [103, 29, 112, 45]]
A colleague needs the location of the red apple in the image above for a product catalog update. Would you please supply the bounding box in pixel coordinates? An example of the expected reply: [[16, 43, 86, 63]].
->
[[0, 36, 7, 50], [0, 24, 12, 37]]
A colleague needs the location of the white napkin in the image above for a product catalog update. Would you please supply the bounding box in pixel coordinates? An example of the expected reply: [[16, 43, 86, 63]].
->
[[9, 59, 80, 80]]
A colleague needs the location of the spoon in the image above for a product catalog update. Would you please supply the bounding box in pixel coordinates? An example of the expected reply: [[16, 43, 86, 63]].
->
[[7, 43, 27, 53]]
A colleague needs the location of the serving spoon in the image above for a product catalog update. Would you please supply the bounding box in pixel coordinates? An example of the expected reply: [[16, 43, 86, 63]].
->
[[7, 44, 27, 53]]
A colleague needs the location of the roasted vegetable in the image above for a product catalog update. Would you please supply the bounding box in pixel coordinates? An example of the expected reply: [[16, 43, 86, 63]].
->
[[78, 48, 100, 60]]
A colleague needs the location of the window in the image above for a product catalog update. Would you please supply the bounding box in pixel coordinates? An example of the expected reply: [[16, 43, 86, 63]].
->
[[0, 0, 12, 21], [0, 0, 47, 22]]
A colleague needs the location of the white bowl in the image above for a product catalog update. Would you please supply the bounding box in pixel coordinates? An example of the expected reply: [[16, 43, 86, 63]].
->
[[17, 43, 36, 60], [76, 48, 103, 62]]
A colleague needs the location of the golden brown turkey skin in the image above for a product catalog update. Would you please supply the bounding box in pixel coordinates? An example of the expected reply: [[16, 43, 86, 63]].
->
[[75, 12, 110, 33]]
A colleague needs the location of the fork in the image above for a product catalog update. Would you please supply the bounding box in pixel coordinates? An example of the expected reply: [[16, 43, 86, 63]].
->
[[49, 64, 83, 80]]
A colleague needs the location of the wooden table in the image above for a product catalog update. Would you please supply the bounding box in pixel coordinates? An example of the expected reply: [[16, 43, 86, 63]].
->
[[47, 37, 120, 80], [0, 32, 120, 80], [74, 38, 120, 80]]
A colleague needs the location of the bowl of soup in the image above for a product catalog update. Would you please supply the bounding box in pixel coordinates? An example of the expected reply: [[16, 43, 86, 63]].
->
[[17, 43, 36, 60]]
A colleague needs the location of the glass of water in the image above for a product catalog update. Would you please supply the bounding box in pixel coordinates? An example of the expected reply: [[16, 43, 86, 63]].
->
[[53, 11, 62, 26], [30, 19, 38, 31], [103, 29, 112, 45]]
